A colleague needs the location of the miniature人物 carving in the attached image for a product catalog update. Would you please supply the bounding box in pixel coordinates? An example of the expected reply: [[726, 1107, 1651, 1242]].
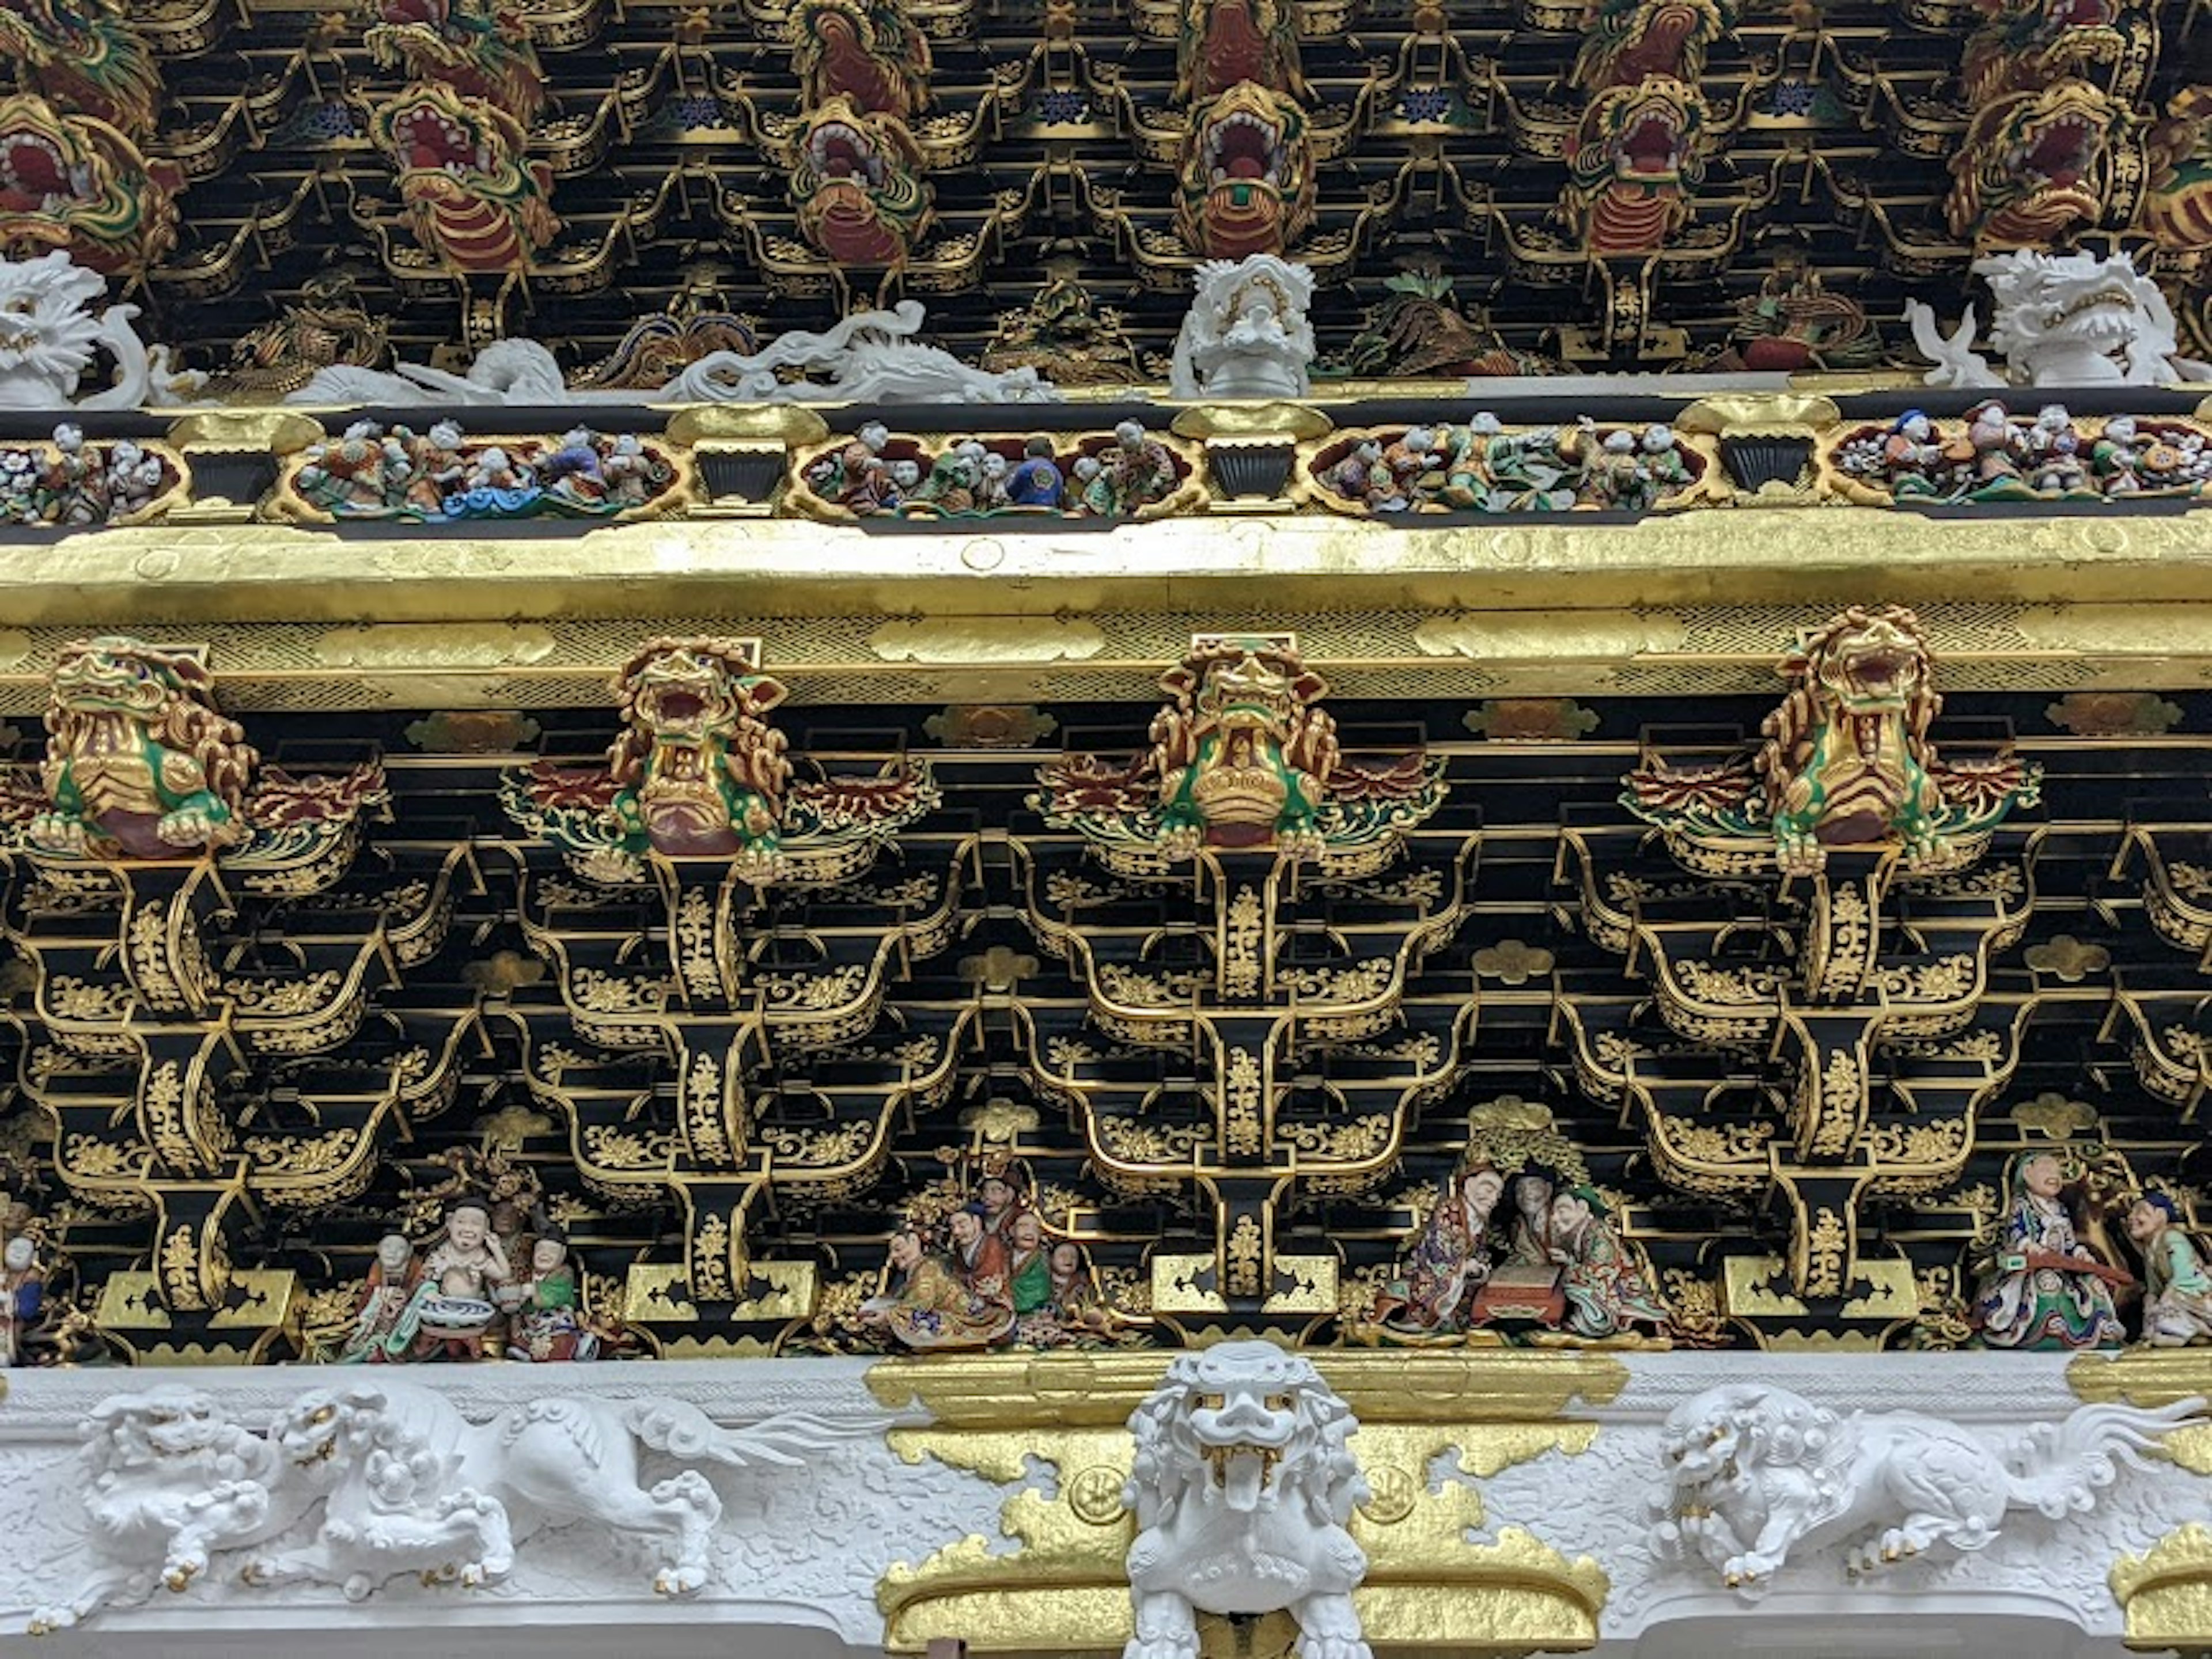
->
[[1972, 1150, 2128, 1350], [1123, 1342, 1373, 1659], [2128, 1192, 2212, 1346], [1649, 1382, 2198, 1593]]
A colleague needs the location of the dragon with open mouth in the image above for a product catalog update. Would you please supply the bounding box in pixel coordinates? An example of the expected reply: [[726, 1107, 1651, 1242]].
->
[[1959, 0, 2130, 108], [789, 95, 933, 267], [789, 0, 930, 119], [365, 0, 546, 129], [372, 82, 558, 272], [1944, 79, 2120, 247], [1176, 0, 1304, 103], [0, 92, 178, 272], [1573, 0, 1733, 92], [1175, 81, 1313, 260], [0, 0, 161, 139], [1563, 78, 1708, 255]]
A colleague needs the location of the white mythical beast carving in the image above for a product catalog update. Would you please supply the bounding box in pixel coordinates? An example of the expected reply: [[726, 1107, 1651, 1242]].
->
[[1168, 255, 1317, 400], [1908, 249, 2212, 388], [287, 301, 1059, 407], [1649, 1382, 2199, 1595], [1123, 1342, 1372, 1659], [29, 1387, 313, 1634], [248, 1378, 881, 1603], [0, 249, 171, 411]]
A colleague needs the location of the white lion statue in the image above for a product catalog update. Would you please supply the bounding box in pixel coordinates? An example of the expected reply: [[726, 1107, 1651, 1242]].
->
[[1649, 1381, 2199, 1594], [1123, 1341, 1372, 1659], [1169, 256, 1317, 400], [30, 1387, 313, 1634], [248, 1378, 880, 1602], [1908, 249, 2212, 388], [0, 249, 172, 410]]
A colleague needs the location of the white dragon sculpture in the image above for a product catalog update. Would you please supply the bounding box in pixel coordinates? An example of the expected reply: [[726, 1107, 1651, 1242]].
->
[[1648, 1381, 2199, 1595], [0, 249, 176, 410], [285, 300, 1060, 406], [1123, 1341, 1373, 1659], [1908, 249, 2212, 388], [1168, 255, 1317, 400]]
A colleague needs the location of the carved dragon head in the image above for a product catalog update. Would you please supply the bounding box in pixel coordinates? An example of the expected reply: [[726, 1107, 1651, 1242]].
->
[[1176, 0, 1305, 103], [372, 82, 560, 272], [790, 96, 933, 267], [366, 0, 546, 128], [1974, 247, 2177, 371], [0, 92, 179, 273], [1945, 79, 2122, 248], [1960, 0, 2126, 105], [1176, 81, 1313, 260], [1563, 78, 1709, 254], [0, 247, 110, 396]]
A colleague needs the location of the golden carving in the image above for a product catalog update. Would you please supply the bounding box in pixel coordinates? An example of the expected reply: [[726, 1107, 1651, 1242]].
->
[[2112, 1524, 2212, 1650], [871, 1350, 1615, 1653]]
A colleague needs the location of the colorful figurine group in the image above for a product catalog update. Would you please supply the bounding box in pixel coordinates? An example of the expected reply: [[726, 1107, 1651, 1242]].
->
[[293, 421, 668, 522], [0, 425, 169, 527], [1378, 1161, 1672, 1343], [803, 420, 1184, 519], [0, 1196, 46, 1368], [854, 1164, 1115, 1351], [338, 1198, 608, 1363], [1315, 418, 1696, 514], [1836, 404, 2212, 504], [1967, 1150, 2212, 1351]]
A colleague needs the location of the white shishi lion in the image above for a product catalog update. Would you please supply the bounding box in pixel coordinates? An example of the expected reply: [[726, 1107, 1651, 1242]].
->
[[31, 1387, 314, 1634], [1123, 1342, 1373, 1659], [252, 1379, 875, 1602], [1649, 1381, 2199, 1594]]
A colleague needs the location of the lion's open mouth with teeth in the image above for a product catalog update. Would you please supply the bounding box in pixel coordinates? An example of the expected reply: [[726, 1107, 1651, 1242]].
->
[[1179, 84, 1311, 259], [791, 96, 932, 265], [1188, 1386, 1298, 1513], [1613, 102, 1687, 181], [392, 104, 496, 180], [1951, 82, 2115, 242], [0, 128, 92, 215]]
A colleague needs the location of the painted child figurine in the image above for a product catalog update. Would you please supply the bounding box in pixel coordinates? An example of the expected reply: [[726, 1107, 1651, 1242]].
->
[[506, 1230, 600, 1362], [0, 1230, 44, 1367], [2128, 1193, 2212, 1347], [1973, 1151, 2128, 1350], [339, 1232, 429, 1363]]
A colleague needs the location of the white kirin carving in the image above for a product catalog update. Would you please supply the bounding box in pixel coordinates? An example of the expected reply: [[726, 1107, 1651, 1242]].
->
[[0, 251, 173, 411], [31, 1378, 882, 1631], [285, 301, 1061, 407], [1168, 255, 1317, 402], [1908, 249, 2212, 388], [249, 1378, 876, 1600], [32, 1388, 316, 1634], [1123, 1342, 1372, 1659], [1648, 1382, 2199, 1595]]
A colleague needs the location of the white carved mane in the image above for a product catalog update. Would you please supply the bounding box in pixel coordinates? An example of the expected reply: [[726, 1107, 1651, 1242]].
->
[[1124, 1349, 1365, 1528]]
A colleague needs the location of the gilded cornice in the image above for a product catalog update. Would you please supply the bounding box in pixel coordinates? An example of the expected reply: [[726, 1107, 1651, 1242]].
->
[[871, 1349, 1619, 1655]]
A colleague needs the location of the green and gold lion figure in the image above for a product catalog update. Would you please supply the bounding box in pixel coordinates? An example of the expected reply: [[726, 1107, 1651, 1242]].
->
[[1623, 605, 2041, 875], [1033, 635, 1446, 872], [31, 637, 257, 859], [503, 635, 938, 887]]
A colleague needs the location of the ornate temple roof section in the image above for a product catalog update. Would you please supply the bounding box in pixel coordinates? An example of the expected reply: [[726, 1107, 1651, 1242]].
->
[[0, 0, 2205, 371]]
